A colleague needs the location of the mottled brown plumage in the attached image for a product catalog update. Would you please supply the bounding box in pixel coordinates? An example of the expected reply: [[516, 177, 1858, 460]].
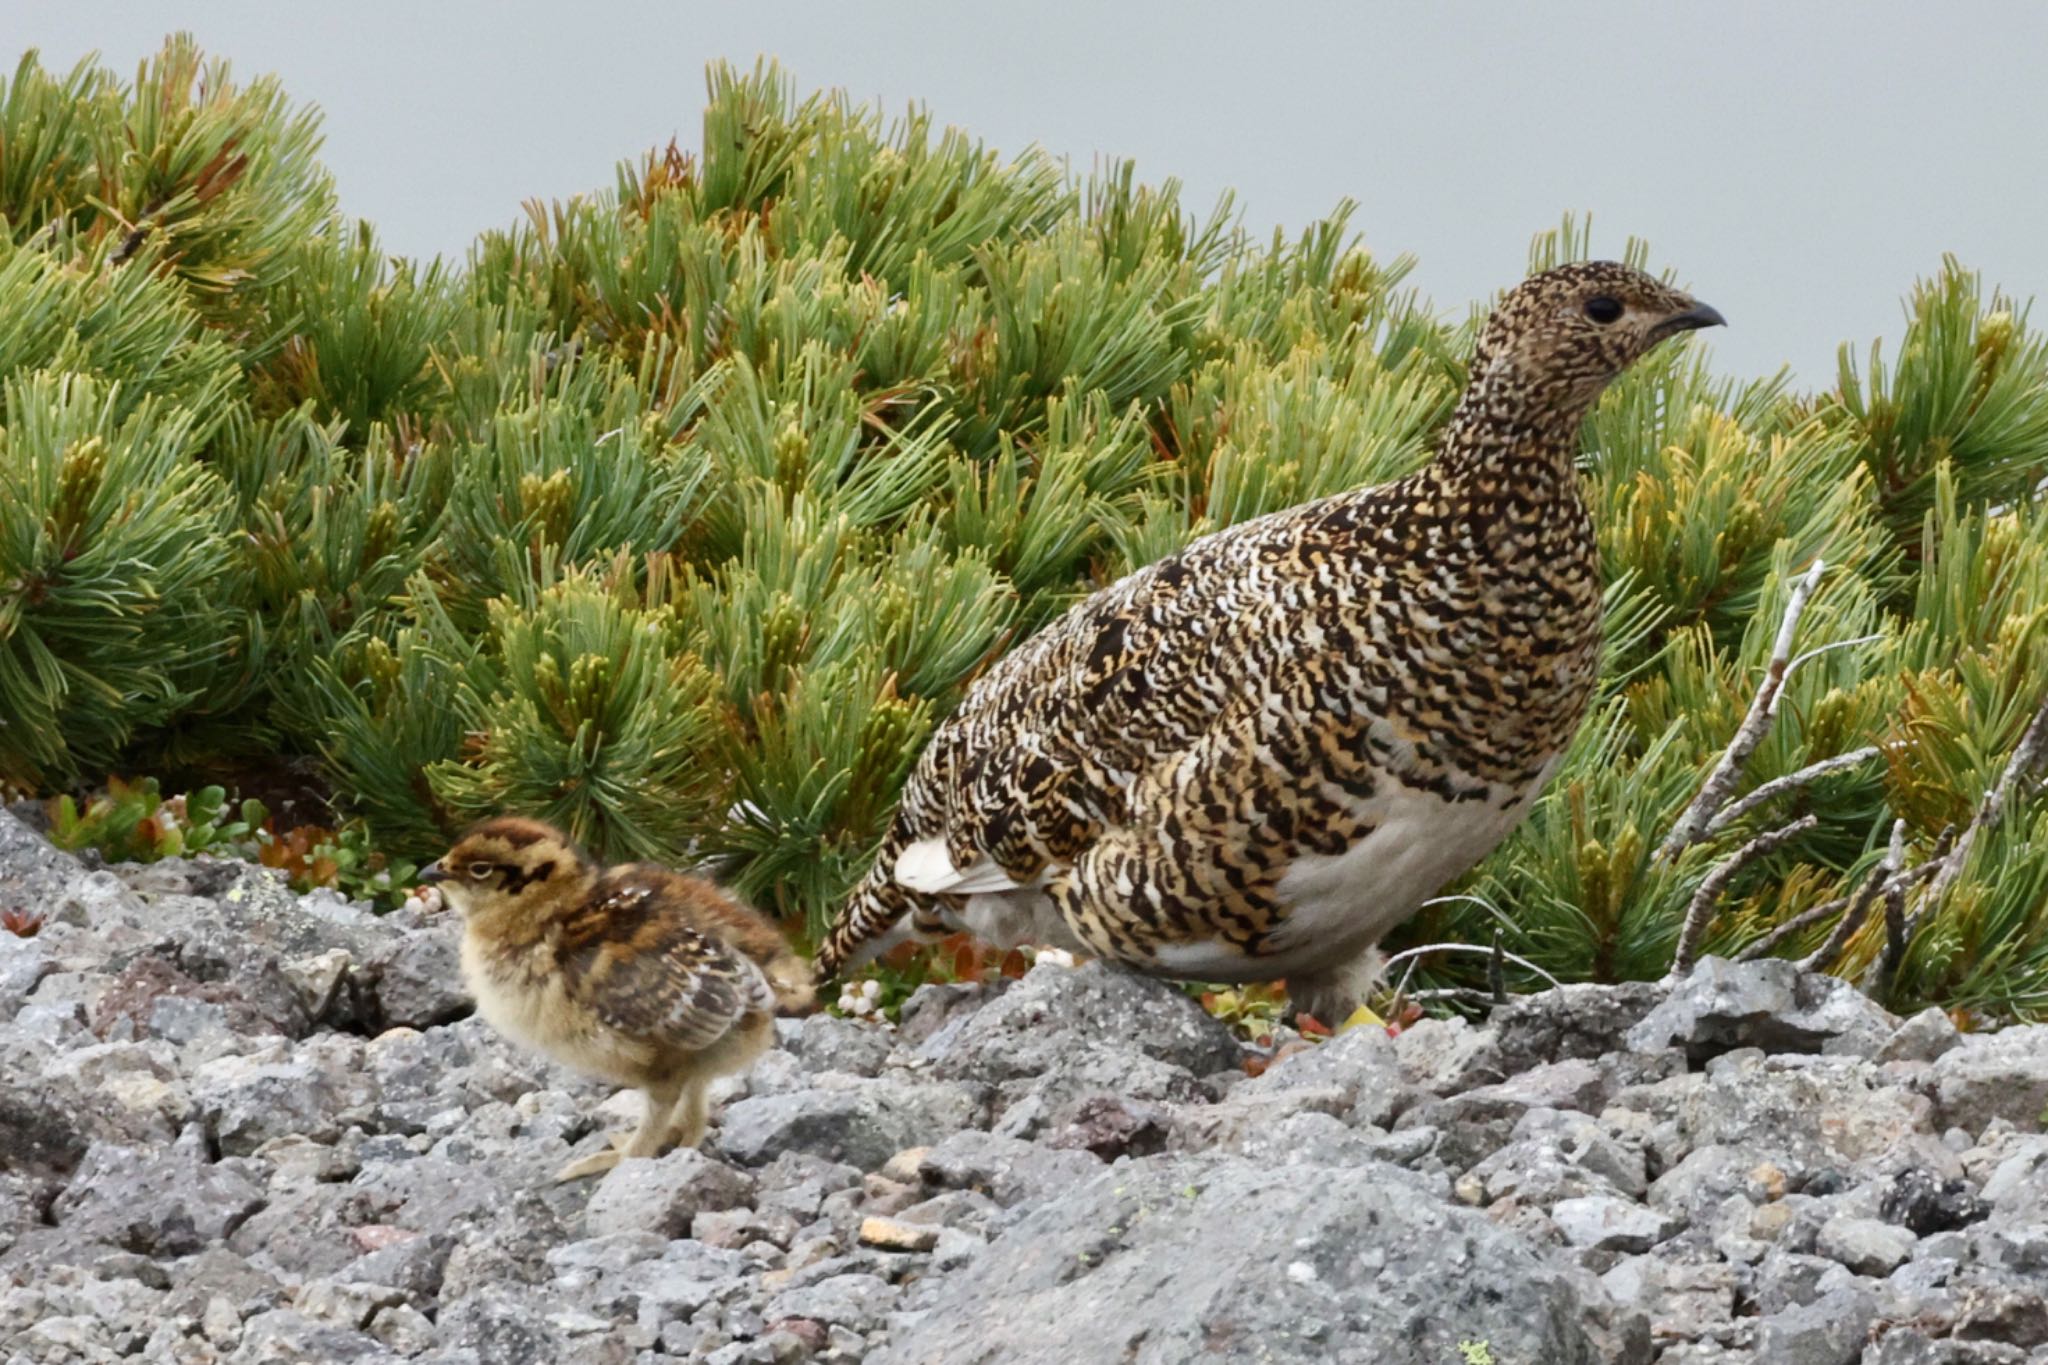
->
[[424, 817, 810, 1181], [817, 262, 1723, 1021]]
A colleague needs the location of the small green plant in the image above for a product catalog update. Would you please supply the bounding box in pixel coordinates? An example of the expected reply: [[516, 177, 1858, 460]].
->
[[45, 776, 417, 909], [829, 935, 1035, 1020], [47, 777, 265, 863], [1457, 1340, 1496, 1365], [282, 821, 421, 910], [1189, 982, 1289, 1039]]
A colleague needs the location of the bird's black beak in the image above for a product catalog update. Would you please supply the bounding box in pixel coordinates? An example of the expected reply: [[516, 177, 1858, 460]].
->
[[418, 861, 450, 885], [1658, 300, 1727, 335]]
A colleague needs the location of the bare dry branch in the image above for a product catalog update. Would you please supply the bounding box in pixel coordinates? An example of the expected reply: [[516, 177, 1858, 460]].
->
[[1703, 745, 1885, 840], [1870, 820, 1917, 996], [1659, 559, 1830, 860], [1921, 691, 2048, 909], [1732, 850, 1946, 966], [1668, 814, 1819, 979], [1801, 819, 1905, 972], [1775, 634, 1884, 711], [1378, 941, 1567, 992], [1734, 889, 1853, 963], [1403, 987, 1505, 1005]]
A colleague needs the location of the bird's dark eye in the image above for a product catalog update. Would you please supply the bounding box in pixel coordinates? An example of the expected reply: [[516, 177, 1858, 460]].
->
[[1584, 296, 1624, 325], [467, 862, 495, 881]]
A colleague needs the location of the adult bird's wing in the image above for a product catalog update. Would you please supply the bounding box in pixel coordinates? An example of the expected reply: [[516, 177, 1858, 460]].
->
[[819, 494, 1345, 973], [561, 874, 777, 1052]]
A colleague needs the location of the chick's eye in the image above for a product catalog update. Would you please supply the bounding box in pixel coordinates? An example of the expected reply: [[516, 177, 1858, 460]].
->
[[1584, 296, 1624, 325], [466, 862, 494, 881]]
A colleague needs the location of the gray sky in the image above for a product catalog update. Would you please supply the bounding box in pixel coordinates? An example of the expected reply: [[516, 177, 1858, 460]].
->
[[11, 1, 2047, 382]]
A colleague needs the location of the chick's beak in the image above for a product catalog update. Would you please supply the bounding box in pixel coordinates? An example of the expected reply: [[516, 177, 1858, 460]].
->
[[418, 861, 450, 885], [1660, 299, 1727, 334]]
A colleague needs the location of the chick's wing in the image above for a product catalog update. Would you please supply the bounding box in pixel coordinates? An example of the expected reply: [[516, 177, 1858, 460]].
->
[[560, 872, 776, 1052]]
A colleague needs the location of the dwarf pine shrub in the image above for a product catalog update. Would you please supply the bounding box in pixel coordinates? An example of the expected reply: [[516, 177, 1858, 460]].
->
[[2, 39, 2045, 1018]]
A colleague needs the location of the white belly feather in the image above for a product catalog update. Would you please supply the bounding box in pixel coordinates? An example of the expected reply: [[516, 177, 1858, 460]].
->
[[1266, 767, 1550, 961], [890, 754, 1560, 981]]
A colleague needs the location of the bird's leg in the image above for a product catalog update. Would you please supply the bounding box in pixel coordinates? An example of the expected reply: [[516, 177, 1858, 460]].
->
[[664, 1079, 709, 1151], [1283, 945, 1385, 1031], [622, 1079, 686, 1158], [554, 1080, 684, 1182]]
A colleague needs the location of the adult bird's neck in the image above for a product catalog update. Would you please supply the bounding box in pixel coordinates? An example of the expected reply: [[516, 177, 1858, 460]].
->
[[1426, 382, 1592, 496]]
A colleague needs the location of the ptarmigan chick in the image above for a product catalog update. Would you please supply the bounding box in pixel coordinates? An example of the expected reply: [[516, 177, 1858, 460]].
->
[[817, 262, 1724, 1023], [422, 817, 811, 1181]]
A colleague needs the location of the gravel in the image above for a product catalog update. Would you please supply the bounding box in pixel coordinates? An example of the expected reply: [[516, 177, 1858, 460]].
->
[[5, 804, 2048, 1362]]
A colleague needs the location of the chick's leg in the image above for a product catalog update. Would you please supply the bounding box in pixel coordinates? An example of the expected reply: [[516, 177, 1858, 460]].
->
[[665, 1079, 709, 1150], [622, 1078, 686, 1158], [554, 1079, 684, 1182]]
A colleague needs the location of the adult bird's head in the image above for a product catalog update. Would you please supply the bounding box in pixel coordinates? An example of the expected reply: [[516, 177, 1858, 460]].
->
[[419, 816, 597, 927], [1468, 261, 1725, 421]]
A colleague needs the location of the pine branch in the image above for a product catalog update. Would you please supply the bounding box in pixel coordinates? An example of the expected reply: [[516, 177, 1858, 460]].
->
[[1668, 814, 1819, 979], [1658, 559, 1830, 861]]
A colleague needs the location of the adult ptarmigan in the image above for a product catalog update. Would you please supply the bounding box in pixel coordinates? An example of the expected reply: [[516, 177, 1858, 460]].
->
[[815, 261, 1723, 1022]]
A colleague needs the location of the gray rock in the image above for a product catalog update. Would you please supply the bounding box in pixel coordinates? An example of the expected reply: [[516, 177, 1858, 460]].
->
[[1042, 1092, 1171, 1160], [430, 1284, 576, 1364], [0, 1080, 90, 1178], [191, 1045, 374, 1155], [1954, 1280, 2048, 1347], [1753, 1248, 1840, 1313], [342, 1230, 454, 1305], [1883, 1167, 1988, 1235], [763, 1271, 897, 1331], [1491, 981, 1668, 1072], [1677, 1053, 1934, 1177], [1598, 1255, 1737, 1340], [918, 962, 1240, 1085], [1931, 1026, 2048, 1135], [1236, 1022, 1408, 1116], [1978, 1138, 2048, 1213], [1391, 1014, 1506, 1095], [50, 1135, 267, 1256], [584, 1150, 756, 1238], [147, 993, 235, 1047], [988, 1045, 1211, 1137], [1868, 1334, 2031, 1365], [1752, 1285, 1877, 1365], [1880, 1007, 1963, 1064], [1628, 957, 1899, 1061], [365, 925, 470, 1029], [0, 930, 55, 1015], [876, 1153, 1648, 1365], [0, 811, 97, 944], [576, 1239, 750, 1321], [780, 1014, 895, 1076], [1816, 1214, 1917, 1275], [914, 1131, 1101, 1208], [717, 1077, 987, 1170], [1551, 1195, 1681, 1252]]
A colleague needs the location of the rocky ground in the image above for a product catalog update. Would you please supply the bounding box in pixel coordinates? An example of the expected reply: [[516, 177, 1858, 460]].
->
[[3, 809, 2048, 1364]]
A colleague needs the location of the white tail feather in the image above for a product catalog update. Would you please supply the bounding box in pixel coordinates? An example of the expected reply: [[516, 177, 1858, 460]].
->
[[894, 838, 1029, 895]]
